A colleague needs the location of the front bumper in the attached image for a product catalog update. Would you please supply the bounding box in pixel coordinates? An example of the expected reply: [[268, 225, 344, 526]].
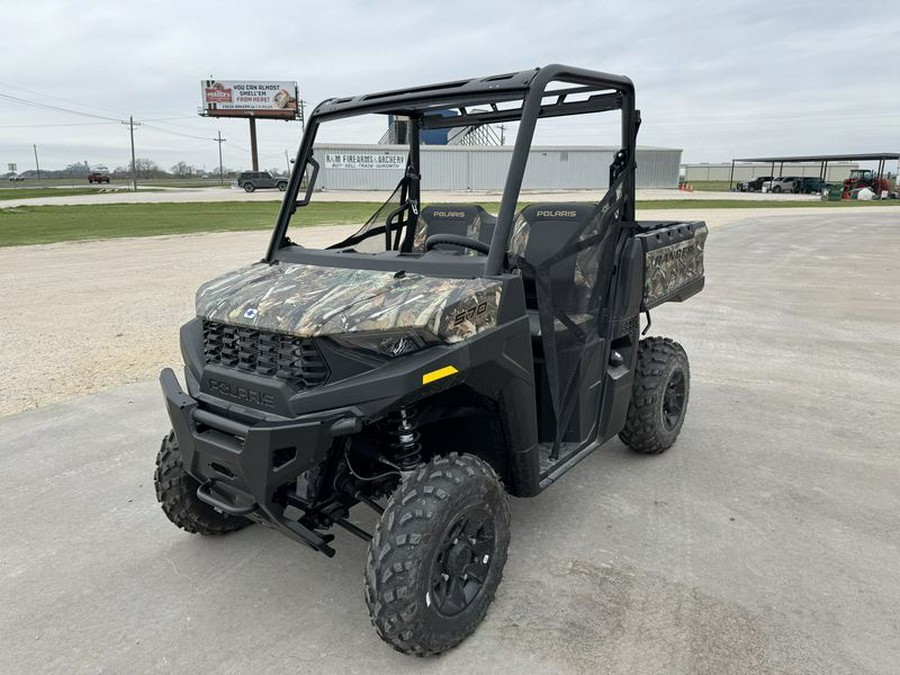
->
[[161, 368, 362, 556]]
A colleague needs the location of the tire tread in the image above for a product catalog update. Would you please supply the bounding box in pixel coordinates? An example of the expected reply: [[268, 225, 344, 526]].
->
[[619, 337, 690, 454], [364, 452, 510, 656]]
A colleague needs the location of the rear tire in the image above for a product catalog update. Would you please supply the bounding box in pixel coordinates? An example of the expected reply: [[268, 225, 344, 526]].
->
[[243, 183, 255, 193], [619, 337, 690, 454], [154, 431, 251, 535], [364, 453, 510, 656]]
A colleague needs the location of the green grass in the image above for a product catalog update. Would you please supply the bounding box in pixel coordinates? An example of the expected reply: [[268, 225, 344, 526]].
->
[[1, 198, 897, 247], [140, 179, 231, 189], [0, 202, 383, 247], [638, 198, 899, 209], [679, 180, 734, 192], [0, 187, 120, 201]]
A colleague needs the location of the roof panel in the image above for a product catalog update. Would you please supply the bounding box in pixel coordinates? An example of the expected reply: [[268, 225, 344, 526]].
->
[[734, 153, 900, 163]]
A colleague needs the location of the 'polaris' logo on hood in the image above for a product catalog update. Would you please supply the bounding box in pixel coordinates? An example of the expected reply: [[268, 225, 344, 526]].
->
[[208, 378, 276, 409], [535, 209, 578, 218]]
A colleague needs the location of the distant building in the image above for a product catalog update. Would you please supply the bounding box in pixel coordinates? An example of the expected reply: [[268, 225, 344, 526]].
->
[[315, 144, 682, 191], [682, 162, 857, 183]]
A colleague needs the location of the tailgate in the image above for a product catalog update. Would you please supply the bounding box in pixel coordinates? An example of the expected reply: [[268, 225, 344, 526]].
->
[[636, 221, 708, 308]]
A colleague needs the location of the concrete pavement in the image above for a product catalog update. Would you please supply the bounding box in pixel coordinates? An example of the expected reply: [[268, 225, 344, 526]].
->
[[2, 212, 899, 673]]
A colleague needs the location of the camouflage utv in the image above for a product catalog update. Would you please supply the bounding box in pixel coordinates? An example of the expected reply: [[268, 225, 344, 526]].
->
[[155, 64, 707, 655]]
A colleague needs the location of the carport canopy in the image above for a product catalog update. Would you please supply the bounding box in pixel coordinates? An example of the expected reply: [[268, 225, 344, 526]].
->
[[727, 153, 900, 189]]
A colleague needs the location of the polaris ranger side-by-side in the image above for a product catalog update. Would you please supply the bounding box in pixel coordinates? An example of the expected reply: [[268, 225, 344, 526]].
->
[[155, 64, 707, 655]]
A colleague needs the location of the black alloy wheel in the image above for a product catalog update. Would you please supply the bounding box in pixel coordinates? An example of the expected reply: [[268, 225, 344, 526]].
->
[[428, 508, 495, 617], [662, 369, 687, 431]]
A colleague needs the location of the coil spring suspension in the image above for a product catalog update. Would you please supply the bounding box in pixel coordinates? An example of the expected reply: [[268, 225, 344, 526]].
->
[[391, 406, 421, 471]]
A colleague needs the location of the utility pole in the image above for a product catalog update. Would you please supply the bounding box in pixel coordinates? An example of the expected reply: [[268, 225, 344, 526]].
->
[[121, 116, 141, 191], [299, 99, 306, 131], [284, 148, 291, 175], [33, 144, 41, 181], [498, 124, 506, 146], [214, 130, 226, 186], [248, 117, 259, 171]]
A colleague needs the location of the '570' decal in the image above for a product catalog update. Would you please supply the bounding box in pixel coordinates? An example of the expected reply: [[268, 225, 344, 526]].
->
[[452, 301, 488, 326]]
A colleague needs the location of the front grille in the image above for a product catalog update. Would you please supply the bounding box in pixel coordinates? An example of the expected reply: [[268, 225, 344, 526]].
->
[[202, 320, 329, 389]]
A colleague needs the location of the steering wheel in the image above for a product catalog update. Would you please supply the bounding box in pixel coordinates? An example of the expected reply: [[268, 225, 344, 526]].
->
[[425, 233, 490, 255]]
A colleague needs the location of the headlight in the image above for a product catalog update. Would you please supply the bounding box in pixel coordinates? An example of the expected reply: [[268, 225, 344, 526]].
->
[[330, 328, 439, 358]]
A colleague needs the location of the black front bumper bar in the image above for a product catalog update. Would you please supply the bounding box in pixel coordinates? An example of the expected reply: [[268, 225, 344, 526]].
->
[[160, 368, 361, 557]]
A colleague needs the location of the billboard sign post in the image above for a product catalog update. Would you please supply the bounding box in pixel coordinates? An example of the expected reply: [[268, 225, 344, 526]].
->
[[200, 79, 300, 171]]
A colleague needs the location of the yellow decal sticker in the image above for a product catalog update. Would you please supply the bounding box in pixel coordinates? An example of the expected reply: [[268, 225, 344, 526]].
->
[[422, 365, 458, 385]]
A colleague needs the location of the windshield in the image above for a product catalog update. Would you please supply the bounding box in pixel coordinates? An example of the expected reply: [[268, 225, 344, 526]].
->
[[274, 72, 634, 271], [286, 113, 423, 253]]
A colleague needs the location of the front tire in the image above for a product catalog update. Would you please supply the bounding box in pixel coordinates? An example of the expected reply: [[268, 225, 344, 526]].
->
[[365, 453, 510, 656], [619, 337, 690, 454], [154, 431, 251, 535], [277, 181, 287, 191]]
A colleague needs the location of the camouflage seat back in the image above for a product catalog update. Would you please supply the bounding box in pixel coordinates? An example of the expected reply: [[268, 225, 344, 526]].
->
[[412, 204, 491, 253]]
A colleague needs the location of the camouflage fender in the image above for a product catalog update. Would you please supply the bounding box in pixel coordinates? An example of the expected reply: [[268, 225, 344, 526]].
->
[[196, 262, 503, 344]]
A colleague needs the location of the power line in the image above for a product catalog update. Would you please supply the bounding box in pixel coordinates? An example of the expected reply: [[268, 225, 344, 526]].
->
[[0, 121, 120, 128], [0, 81, 128, 117], [0, 91, 122, 122], [141, 115, 202, 122], [141, 123, 215, 142]]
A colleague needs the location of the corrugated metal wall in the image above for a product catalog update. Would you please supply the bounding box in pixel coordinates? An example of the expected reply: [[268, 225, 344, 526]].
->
[[315, 144, 681, 191]]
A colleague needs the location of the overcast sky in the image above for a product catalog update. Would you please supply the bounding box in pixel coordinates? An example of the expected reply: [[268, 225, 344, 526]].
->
[[1, 1, 898, 173]]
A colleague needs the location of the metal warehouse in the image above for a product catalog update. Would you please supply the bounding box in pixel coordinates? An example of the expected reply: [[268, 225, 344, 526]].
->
[[314, 144, 681, 191]]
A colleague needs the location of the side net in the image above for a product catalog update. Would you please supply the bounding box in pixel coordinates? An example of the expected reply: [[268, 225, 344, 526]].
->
[[511, 157, 634, 455], [329, 177, 410, 253]]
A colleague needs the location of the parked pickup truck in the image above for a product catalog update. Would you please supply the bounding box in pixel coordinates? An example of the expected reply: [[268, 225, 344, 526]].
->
[[793, 177, 830, 194], [763, 176, 800, 193], [88, 170, 110, 184], [736, 176, 772, 192]]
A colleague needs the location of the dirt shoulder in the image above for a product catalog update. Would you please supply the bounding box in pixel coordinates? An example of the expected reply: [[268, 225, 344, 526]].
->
[[0, 186, 818, 209], [1, 206, 896, 416]]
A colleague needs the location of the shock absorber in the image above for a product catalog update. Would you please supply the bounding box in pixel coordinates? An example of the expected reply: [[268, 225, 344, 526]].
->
[[391, 406, 421, 471]]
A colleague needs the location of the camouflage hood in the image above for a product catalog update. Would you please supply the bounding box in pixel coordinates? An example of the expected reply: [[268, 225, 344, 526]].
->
[[195, 261, 502, 343]]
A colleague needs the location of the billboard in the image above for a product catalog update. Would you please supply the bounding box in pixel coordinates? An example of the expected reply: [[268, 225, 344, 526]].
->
[[200, 80, 299, 119]]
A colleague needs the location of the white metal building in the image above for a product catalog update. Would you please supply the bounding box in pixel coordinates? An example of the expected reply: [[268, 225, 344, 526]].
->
[[682, 162, 857, 182], [315, 144, 681, 191]]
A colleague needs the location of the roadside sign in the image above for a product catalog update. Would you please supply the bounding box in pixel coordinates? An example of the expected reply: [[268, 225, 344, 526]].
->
[[200, 80, 299, 119]]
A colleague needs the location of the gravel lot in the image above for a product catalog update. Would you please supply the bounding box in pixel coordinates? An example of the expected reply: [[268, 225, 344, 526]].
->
[[2, 209, 898, 673]]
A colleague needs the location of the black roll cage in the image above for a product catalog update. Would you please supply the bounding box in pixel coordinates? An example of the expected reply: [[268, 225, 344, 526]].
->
[[266, 64, 638, 276]]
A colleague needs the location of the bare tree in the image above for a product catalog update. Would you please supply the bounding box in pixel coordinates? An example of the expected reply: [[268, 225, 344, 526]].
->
[[134, 157, 171, 179], [171, 161, 195, 177]]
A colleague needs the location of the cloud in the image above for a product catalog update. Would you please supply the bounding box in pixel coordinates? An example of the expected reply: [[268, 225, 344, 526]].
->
[[1, 0, 897, 170]]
